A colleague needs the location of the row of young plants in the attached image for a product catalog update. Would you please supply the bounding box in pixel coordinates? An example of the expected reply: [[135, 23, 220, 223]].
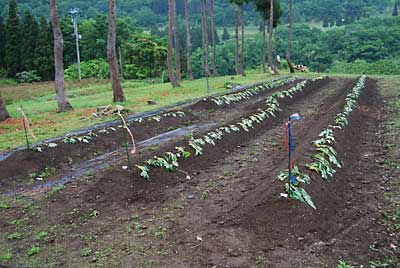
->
[[32, 111, 186, 153], [211, 77, 298, 106], [277, 75, 367, 209], [136, 76, 326, 180]]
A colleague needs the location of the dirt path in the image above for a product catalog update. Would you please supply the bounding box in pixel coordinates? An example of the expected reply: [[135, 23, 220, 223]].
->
[[1, 77, 398, 268]]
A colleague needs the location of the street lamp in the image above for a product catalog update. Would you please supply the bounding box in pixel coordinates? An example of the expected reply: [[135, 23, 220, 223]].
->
[[69, 8, 82, 81]]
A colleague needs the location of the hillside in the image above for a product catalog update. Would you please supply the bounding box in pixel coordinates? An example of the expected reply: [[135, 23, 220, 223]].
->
[[0, 0, 395, 27]]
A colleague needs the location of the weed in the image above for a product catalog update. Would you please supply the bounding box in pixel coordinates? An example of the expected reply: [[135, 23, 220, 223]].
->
[[337, 260, 354, 268], [89, 209, 100, 218], [201, 190, 209, 200], [7, 232, 22, 240], [45, 185, 64, 198], [28, 246, 40, 256], [1, 249, 12, 262], [81, 247, 92, 257], [38, 167, 56, 178], [155, 227, 167, 239], [35, 231, 48, 241]]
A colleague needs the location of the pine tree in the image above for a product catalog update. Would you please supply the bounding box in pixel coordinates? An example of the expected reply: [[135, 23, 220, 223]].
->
[[5, 0, 21, 77], [21, 10, 39, 71], [34, 17, 53, 81], [222, 27, 230, 41], [393, 2, 399, 16], [0, 19, 6, 70]]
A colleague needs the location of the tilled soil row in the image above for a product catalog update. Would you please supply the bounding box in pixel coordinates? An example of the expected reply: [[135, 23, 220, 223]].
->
[[159, 78, 386, 268], [0, 78, 306, 193], [0, 77, 349, 268]]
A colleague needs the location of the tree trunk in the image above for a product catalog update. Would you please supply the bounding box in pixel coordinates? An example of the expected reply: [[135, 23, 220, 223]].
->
[[0, 95, 10, 122], [49, 0, 73, 112], [273, 29, 279, 74], [286, 0, 295, 73], [234, 3, 240, 75], [201, 0, 212, 77], [184, 0, 193, 80], [268, 0, 276, 75], [167, 0, 179, 87], [240, 6, 246, 76], [262, 18, 266, 73], [210, 0, 219, 76], [107, 0, 125, 102], [172, 0, 181, 81]]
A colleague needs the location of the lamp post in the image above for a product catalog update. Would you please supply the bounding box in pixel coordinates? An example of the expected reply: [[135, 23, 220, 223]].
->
[[69, 8, 82, 81]]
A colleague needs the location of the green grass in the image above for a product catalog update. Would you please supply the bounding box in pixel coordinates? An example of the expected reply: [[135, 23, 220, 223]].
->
[[0, 70, 290, 151]]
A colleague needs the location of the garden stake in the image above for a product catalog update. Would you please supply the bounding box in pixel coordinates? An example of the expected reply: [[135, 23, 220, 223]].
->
[[22, 112, 30, 149], [121, 118, 132, 169], [285, 113, 301, 197], [116, 106, 136, 170], [18, 106, 37, 149]]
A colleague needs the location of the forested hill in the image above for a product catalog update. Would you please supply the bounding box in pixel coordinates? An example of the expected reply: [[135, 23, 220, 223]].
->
[[0, 0, 394, 27]]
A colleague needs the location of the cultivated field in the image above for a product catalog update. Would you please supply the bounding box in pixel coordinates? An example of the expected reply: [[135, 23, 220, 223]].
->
[[0, 75, 399, 267]]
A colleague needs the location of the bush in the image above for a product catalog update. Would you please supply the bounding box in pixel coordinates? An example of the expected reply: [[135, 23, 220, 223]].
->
[[16, 71, 41, 83], [65, 59, 110, 80]]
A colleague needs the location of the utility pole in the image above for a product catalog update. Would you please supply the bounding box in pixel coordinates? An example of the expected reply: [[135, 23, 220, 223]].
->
[[69, 8, 82, 81]]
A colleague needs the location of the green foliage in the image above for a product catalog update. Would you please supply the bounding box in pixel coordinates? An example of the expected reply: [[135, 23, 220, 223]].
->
[[122, 33, 167, 79], [1, 249, 12, 262], [33, 16, 54, 81], [28, 246, 40, 256], [329, 58, 400, 75], [15, 71, 41, 83], [7, 232, 22, 240], [34, 231, 48, 241], [4, 0, 21, 77], [65, 59, 110, 80], [81, 247, 92, 257]]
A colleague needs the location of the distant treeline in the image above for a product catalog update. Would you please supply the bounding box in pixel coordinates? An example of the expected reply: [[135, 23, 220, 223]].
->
[[0, 0, 395, 27]]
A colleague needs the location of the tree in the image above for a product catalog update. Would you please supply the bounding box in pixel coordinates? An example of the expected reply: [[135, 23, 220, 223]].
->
[[172, 0, 181, 81], [240, 2, 247, 76], [200, 0, 212, 77], [286, 0, 295, 73], [5, 0, 21, 77], [233, 2, 241, 74], [268, 0, 275, 74], [107, 0, 125, 102], [393, 2, 399, 16], [34, 17, 53, 81], [50, 0, 73, 112], [21, 11, 39, 72], [167, 0, 179, 87], [210, 0, 219, 76], [221, 27, 230, 41], [0, 95, 10, 122], [255, 0, 280, 74], [0, 19, 6, 70], [184, 0, 194, 80]]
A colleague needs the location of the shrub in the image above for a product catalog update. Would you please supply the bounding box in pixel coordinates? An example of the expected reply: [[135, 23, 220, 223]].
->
[[65, 59, 110, 80], [16, 71, 41, 83]]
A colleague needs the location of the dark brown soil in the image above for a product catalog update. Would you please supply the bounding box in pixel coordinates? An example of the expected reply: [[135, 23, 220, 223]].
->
[[0, 77, 397, 268], [0, 78, 311, 194]]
